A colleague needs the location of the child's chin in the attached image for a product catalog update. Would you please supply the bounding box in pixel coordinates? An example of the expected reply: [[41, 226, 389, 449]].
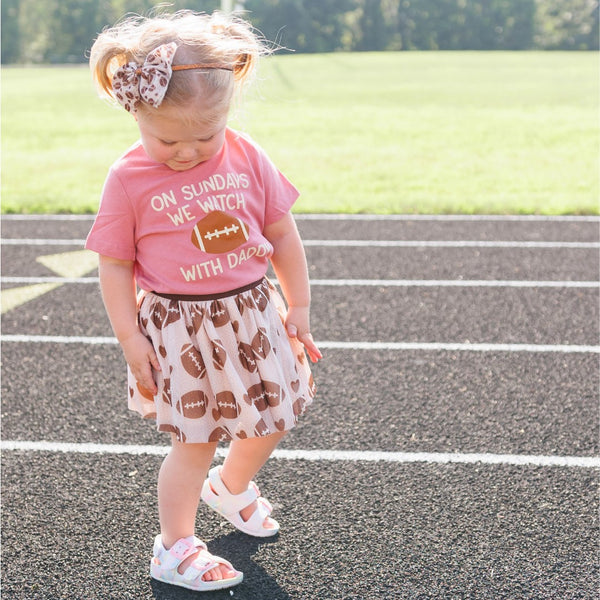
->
[[168, 160, 202, 171]]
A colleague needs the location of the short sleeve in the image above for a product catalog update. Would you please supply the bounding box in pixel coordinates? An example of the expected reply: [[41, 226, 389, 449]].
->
[[257, 149, 300, 226], [85, 169, 136, 260]]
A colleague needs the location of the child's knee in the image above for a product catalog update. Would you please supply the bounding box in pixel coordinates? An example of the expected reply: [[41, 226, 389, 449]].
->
[[169, 438, 218, 466]]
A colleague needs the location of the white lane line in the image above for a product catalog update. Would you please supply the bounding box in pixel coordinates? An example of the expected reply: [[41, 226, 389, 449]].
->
[[2, 334, 119, 344], [1, 334, 598, 353], [1, 440, 598, 468], [1, 238, 85, 246], [318, 342, 600, 353], [2, 238, 599, 249], [310, 279, 599, 288], [2, 277, 100, 284], [3, 214, 599, 222], [302, 240, 600, 248], [1, 214, 96, 221], [295, 214, 600, 222], [2, 276, 598, 289]]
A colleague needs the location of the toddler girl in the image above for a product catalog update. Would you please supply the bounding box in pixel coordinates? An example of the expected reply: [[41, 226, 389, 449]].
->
[[86, 11, 320, 592]]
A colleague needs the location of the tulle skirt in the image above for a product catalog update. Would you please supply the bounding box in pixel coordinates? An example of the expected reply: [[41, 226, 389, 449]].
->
[[128, 278, 316, 443]]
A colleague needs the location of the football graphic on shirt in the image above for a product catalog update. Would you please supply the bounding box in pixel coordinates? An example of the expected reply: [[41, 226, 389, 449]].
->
[[191, 210, 250, 254]]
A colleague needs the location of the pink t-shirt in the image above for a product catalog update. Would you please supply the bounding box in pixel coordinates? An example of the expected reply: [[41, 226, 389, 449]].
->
[[86, 128, 299, 294]]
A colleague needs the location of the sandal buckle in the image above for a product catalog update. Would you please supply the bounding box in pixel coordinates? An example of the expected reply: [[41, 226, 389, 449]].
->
[[170, 537, 194, 560]]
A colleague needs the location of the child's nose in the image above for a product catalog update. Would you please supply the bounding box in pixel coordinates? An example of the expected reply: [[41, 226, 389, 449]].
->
[[177, 144, 198, 159]]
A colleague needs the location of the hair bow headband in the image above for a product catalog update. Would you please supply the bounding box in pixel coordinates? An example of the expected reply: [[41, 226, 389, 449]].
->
[[112, 42, 234, 113]]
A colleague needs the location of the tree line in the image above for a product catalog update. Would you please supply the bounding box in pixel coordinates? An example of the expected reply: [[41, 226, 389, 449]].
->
[[2, 0, 598, 64]]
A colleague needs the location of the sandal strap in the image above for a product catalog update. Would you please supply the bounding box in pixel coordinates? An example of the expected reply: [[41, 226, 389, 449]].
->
[[183, 547, 236, 582], [208, 468, 259, 515], [243, 497, 273, 531], [182, 549, 221, 581], [159, 536, 206, 570], [258, 496, 273, 514]]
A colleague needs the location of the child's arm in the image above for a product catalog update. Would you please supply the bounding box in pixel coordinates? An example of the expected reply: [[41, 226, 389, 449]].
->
[[264, 212, 322, 363], [98, 255, 161, 394]]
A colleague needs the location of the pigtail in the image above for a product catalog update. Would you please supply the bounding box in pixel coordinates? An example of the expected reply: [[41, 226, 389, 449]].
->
[[90, 17, 143, 101], [208, 12, 266, 86], [90, 44, 127, 100], [232, 52, 253, 83]]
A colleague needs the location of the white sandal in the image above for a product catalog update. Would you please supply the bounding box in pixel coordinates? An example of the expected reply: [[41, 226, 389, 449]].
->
[[150, 534, 243, 591], [201, 466, 280, 538]]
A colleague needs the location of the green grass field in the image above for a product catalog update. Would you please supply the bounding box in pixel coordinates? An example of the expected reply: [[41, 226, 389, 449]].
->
[[2, 52, 598, 214]]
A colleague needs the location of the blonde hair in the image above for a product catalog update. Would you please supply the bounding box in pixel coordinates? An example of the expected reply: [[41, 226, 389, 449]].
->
[[90, 10, 266, 112]]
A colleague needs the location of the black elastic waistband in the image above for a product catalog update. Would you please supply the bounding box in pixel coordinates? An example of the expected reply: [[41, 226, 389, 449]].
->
[[151, 277, 265, 302]]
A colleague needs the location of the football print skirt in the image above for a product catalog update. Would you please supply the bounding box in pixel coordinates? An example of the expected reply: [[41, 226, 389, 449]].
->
[[128, 278, 316, 443]]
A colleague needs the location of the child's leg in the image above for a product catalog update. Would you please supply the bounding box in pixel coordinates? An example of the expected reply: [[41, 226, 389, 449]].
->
[[219, 430, 287, 526], [157, 437, 236, 581]]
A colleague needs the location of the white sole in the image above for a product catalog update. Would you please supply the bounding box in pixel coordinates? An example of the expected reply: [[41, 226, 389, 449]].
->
[[150, 569, 243, 591]]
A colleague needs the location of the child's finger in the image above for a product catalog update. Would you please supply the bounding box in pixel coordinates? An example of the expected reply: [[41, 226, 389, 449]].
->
[[149, 350, 162, 372], [135, 361, 158, 395], [298, 332, 322, 362], [307, 348, 322, 363], [141, 377, 158, 396]]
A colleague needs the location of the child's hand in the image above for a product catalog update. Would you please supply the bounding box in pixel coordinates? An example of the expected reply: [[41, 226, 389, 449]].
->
[[120, 331, 161, 395], [285, 306, 322, 363]]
